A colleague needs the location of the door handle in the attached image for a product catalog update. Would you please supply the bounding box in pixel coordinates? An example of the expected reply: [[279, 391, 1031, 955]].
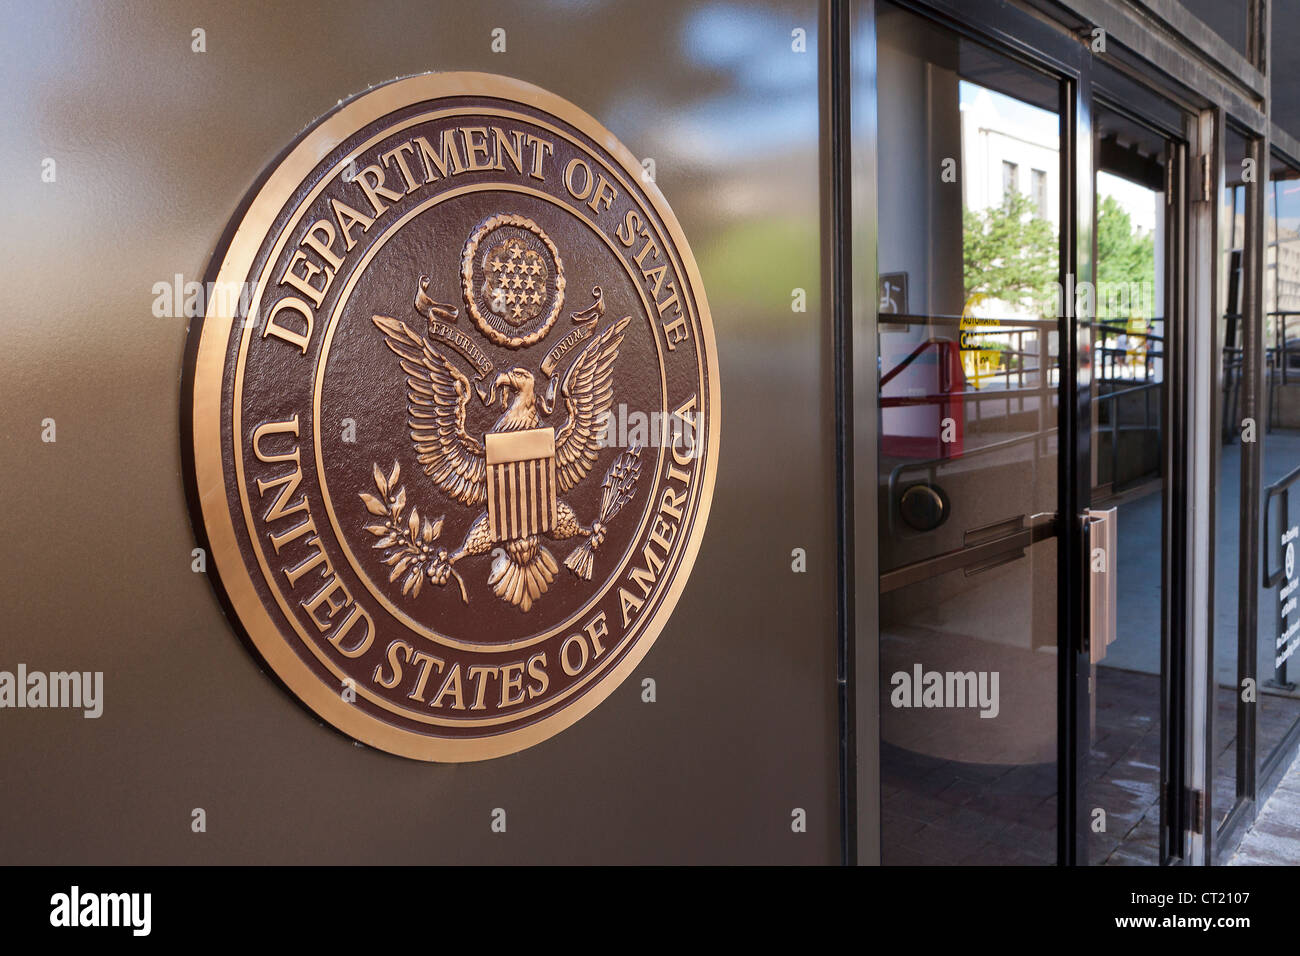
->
[[1086, 507, 1118, 663]]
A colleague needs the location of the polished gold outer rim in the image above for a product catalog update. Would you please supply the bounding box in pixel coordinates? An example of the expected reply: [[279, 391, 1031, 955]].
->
[[188, 72, 720, 762]]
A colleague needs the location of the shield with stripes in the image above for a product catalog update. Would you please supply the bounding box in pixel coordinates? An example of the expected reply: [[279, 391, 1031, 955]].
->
[[484, 427, 558, 542]]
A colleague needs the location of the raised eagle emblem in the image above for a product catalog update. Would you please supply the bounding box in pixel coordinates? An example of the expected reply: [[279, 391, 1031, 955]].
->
[[364, 305, 642, 613]]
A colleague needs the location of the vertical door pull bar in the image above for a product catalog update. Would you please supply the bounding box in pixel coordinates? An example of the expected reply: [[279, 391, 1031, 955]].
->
[[1086, 507, 1118, 663]]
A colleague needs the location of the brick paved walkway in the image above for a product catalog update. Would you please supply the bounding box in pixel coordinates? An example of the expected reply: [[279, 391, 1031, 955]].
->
[[1229, 754, 1300, 865]]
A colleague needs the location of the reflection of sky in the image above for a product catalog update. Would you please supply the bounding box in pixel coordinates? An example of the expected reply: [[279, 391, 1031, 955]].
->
[[668, 3, 818, 160], [1098, 170, 1157, 233], [959, 79, 1058, 143], [1277, 180, 1300, 234], [0, 4, 89, 163]]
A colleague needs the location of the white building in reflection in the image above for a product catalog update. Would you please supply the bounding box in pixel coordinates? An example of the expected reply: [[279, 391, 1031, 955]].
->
[[960, 84, 1060, 227]]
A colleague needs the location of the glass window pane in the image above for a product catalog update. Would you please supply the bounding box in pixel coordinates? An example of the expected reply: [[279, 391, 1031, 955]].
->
[[1258, 154, 1300, 774], [1087, 106, 1168, 865], [1213, 129, 1249, 832], [876, 0, 1060, 865]]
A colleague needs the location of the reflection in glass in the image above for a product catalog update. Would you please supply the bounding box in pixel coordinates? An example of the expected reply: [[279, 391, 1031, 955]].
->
[[1213, 129, 1248, 832], [876, 1, 1060, 865], [1257, 153, 1300, 773], [1086, 105, 1167, 865]]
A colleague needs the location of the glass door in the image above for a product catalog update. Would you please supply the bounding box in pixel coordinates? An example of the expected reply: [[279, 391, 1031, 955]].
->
[[867, 0, 1202, 869], [874, 1, 1072, 865], [1084, 101, 1182, 864]]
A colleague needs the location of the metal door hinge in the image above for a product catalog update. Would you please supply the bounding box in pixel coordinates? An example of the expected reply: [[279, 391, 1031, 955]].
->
[[1186, 788, 1204, 833], [1198, 154, 1212, 203]]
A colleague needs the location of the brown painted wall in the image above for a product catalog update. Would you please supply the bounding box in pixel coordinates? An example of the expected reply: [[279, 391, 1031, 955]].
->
[[0, 0, 840, 863]]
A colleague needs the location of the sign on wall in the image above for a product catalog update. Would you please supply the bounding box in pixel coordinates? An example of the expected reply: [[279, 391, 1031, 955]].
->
[[183, 73, 720, 761]]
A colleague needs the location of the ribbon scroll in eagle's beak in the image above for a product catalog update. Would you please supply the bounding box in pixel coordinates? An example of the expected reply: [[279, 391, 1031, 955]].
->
[[539, 375, 558, 416]]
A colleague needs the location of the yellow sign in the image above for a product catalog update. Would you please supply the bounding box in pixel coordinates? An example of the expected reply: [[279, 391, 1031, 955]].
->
[[959, 293, 1000, 389]]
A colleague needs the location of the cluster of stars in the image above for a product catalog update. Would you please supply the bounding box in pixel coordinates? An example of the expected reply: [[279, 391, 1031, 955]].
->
[[488, 241, 547, 319]]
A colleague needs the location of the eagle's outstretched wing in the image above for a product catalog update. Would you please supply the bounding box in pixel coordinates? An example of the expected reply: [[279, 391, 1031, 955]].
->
[[554, 315, 631, 493], [372, 315, 487, 507]]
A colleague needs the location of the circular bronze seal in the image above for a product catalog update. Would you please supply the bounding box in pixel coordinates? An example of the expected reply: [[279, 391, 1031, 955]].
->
[[183, 73, 720, 761]]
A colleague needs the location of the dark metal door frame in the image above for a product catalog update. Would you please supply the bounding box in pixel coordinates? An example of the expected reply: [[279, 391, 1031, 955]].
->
[[1159, 128, 1190, 863], [1089, 88, 1196, 863], [1212, 118, 1269, 862], [824, 0, 857, 867], [1061, 48, 1093, 867]]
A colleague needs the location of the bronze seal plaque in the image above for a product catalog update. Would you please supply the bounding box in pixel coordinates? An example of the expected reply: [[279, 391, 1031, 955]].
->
[[184, 73, 719, 761]]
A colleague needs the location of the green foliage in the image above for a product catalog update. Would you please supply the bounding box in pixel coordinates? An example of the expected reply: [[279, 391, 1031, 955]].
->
[[696, 217, 818, 315], [1096, 193, 1155, 319], [963, 190, 1057, 316]]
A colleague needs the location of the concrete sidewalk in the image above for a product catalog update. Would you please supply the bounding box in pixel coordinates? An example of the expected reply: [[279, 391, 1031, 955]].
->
[[1229, 754, 1300, 865]]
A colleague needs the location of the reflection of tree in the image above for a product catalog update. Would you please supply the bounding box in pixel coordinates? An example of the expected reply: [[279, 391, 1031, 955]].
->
[[962, 191, 1057, 316], [1096, 194, 1155, 320]]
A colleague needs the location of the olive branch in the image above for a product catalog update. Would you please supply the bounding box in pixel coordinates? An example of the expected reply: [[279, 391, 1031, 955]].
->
[[563, 444, 643, 580], [359, 461, 467, 602]]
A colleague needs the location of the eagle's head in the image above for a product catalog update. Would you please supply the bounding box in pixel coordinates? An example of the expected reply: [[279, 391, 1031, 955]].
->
[[490, 367, 543, 431], [493, 367, 536, 407]]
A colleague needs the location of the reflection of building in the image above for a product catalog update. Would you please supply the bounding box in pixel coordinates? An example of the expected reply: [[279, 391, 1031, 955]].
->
[[960, 84, 1060, 225], [873, 0, 1300, 874], [960, 84, 1059, 329], [1270, 217, 1300, 315], [879, 79, 1062, 463], [1279, 226, 1300, 312], [1265, 182, 1300, 429]]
